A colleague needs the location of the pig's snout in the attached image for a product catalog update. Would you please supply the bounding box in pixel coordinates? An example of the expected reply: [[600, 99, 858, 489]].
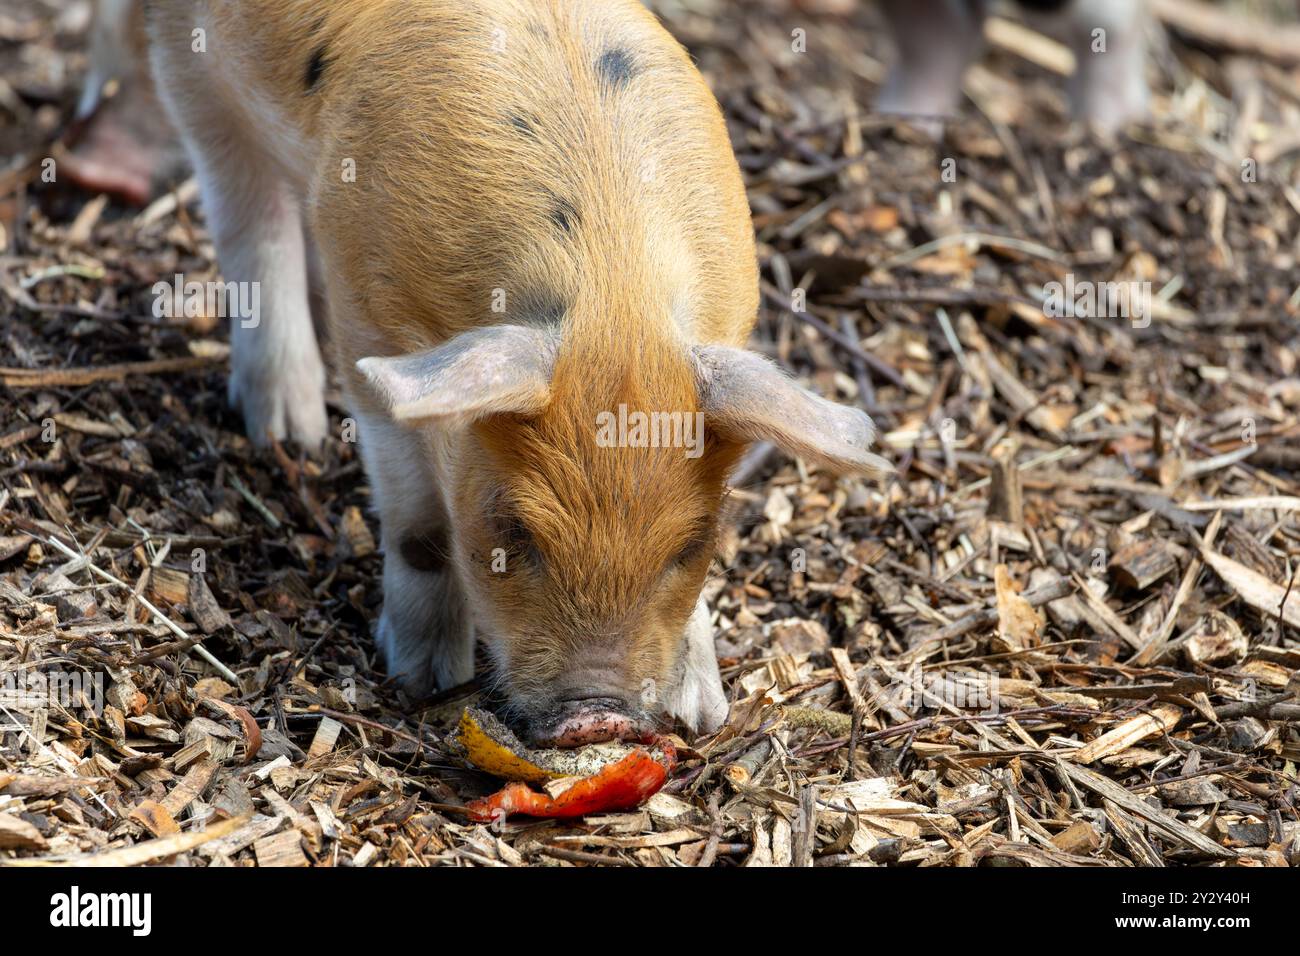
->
[[529, 697, 646, 748]]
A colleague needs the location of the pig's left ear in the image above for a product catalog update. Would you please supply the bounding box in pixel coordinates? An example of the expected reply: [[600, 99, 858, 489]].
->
[[357, 325, 556, 422], [694, 345, 893, 477]]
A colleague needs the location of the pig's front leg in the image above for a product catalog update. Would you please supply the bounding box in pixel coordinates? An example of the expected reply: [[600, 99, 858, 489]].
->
[[660, 597, 728, 734], [198, 164, 328, 448], [147, 0, 326, 445], [876, 0, 990, 130], [357, 412, 475, 696], [151, 80, 326, 444], [1066, 0, 1150, 133]]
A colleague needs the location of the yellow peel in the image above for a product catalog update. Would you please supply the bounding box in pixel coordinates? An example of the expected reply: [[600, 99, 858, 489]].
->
[[454, 710, 559, 785]]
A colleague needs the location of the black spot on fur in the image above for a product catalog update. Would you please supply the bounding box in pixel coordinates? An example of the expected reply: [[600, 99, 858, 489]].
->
[[400, 531, 449, 574], [508, 112, 536, 137], [548, 196, 579, 234], [305, 45, 328, 92], [595, 48, 637, 89]]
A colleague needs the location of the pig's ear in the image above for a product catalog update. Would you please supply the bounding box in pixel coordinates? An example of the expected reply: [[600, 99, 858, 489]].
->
[[694, 345, 893, 477], [357, 325, 556, 422]]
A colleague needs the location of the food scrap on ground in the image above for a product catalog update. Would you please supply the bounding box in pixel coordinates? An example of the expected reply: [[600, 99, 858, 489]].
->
[[451, 708, 676, 821]]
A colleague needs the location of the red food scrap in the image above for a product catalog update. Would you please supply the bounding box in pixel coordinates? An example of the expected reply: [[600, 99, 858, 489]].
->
[[466, 741, 676, 822]]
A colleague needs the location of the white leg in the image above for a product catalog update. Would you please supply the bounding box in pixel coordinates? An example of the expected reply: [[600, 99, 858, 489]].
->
[[661, 597, 728, 733], [877, 0, 989, 129], [356, 412, 474, 695], [191, 151, 328, 447], [147, 23, 327, 448], [1066, 0, 1149, 133]]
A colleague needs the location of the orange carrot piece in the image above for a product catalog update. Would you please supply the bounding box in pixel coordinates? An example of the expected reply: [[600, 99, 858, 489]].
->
[[466, 744, 675, 822]]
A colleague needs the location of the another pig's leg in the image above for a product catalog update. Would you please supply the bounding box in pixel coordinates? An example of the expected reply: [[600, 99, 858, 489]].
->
[[1066, 0, 1149, 133], [66, 0, 182, 204], [876, 0, 990, 129], [660, 597, 728, 734], [357, 412, 474, 696]]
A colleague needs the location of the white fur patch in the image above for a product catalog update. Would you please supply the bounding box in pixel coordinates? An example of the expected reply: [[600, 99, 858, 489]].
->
[[662, 597, 728, 733]]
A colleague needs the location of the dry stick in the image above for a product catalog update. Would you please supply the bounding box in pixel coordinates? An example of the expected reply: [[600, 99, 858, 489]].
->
[[1126, 761, 1248, 793], [1278, 564, 1299, 634], [854, 285, 1040, 311], [0, 701, 117, 819], [843, 703, 1083, 746], [0, 355, 221, 388], [131, 634, 207, 664], [1149, 0, 1300, 65], [1053, 759, 1233, 859], [1066, 677, 1211, 700], [1213, 698, 1300, 721], [791, 784, 818, 868], [310, 706, 444, 757], [957, 445, 1078, 497], [1072, 571, 1143, 651], [227, 474, 282, 530], [1131, 510, 1223, 666], [44, 534, 240, 685], [123, 535, 171, 644], [696, 792, 725, 868], [760, 282, 907, 389], [7, 813, 252, 867], [911, 576, 1074, 650], [135, 177, 199, 228], [841, 314, 877, 414], [879, 231, 1067, 270], [0, 424, 42, 450], [537, 845, 632, 867]]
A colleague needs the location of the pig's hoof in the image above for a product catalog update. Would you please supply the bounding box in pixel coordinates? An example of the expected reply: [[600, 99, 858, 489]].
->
[[875, 82, 955, 138], [373, 610, 474, 697], [663, 666, 728, 736], [229, 355, 328, 449], [1081, 92, 1149, 137]]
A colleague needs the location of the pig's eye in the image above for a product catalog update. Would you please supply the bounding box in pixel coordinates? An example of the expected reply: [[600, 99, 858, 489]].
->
[[671, 524, 715, 569], [498, 513, 541, 566]]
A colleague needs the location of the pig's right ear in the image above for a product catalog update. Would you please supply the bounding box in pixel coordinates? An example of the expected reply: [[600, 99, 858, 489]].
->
[[357, 325, 557, 423], [694, 345, 894, 478]]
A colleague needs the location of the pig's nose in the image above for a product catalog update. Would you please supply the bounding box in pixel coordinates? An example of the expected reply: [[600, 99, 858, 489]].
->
[[562, 695, 625, 712], [529, 697, 643, 748]]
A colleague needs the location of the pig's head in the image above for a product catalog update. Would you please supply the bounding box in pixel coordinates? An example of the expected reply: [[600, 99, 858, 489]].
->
[[358, 323, 890, 745]]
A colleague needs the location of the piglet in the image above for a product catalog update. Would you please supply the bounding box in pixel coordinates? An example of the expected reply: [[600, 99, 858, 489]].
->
[[147, 0, 891, 745]]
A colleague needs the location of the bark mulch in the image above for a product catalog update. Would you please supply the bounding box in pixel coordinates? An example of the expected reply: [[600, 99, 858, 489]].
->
[[0, 0, 1297, 866]]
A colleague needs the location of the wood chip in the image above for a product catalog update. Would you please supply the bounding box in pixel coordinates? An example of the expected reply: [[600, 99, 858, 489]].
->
[[254, 830, 309, 868], [1069, 704, 1183, 765]]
